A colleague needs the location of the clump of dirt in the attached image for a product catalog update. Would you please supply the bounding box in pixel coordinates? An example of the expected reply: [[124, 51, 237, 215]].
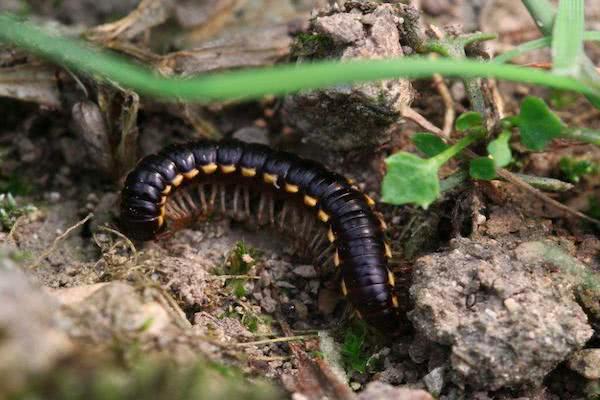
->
[[283, 2, 415, 152], [409, 237, 593, 390]]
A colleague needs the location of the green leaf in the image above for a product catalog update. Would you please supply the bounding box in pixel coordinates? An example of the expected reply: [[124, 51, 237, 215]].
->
[[455, 112, 483, 131], [516, 96, 564, 150], [382, 152, 440, 209], [552, 0, 585, 77], [412, 133, 449, 157], [469, 157, 496, 180], [487, 130, 512, 167]]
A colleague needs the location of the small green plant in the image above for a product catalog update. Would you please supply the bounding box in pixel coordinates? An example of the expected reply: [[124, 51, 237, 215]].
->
[[340, 321, 371, 375], [0, 193, 36, 231], [383, 111, 507, 208], [559, 157, 598, 183], [223, 241, 259, 276], [216, 241, 260, 299], [383, 95, 600, 208], [586, 197, 600, 220]]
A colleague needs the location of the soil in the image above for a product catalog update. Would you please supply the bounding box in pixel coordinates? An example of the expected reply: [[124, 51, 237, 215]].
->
[[1, 0, 600, 399]]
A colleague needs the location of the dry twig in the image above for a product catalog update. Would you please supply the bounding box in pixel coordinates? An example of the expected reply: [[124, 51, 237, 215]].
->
[[432, 74, 455, 137], [28, 213, 93, 269], [400, 106, 444, 136]]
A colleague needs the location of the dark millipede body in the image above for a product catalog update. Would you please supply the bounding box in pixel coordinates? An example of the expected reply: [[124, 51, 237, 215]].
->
[[120, 140, 401, 331]]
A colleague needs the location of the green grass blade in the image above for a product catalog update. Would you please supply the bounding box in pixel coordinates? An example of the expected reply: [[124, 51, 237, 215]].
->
[[552, 0, 585, 76], [0, 13, 598, 102], [521, 0, 556, 36], [493, 37, 551, 64], [493, 31, 600, 64]]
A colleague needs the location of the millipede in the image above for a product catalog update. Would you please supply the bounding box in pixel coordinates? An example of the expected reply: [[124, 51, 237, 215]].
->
[[119, 139, 401, 331]]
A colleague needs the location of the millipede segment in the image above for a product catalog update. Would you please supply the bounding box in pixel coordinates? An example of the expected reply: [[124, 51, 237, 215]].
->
[[120, 140, 401, 331]]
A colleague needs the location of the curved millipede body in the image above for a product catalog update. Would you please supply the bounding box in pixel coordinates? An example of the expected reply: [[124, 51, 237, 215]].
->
[[120, 140, 401, 331]]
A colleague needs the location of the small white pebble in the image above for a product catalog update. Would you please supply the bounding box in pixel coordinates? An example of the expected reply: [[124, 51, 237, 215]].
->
[[503, 298, 520, 312]]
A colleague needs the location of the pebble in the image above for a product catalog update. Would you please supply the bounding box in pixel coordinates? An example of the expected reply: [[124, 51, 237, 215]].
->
[[567, 349, 600, 380], [292, 264, 317, 278], [44, 192, 61, 203], [423, 366, 446, 397]]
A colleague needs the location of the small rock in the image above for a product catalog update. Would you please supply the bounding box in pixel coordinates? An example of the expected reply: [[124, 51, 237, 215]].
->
[[423, 366, 445, 397], [276, 280, 296, 289], [568, 349, 600, 380], [375, 362, 404, 385], [408, 334, 431, 364], [409, 238, 593, 390], [313, 13, 364, 44], [291, 300, 308, 320], [260, 293, 278, 313], [44, 192, 61, 203], [232, 126, 270, 145], [357, 382, 433, 400], [292, 264, 317, 278]]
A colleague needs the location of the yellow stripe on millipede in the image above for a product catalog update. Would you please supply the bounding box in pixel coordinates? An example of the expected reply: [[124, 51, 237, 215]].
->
[[263, 173, 278, 185], [318, 210, 330, 222], [387, 269, 396, 287], [304, 195, 317, 207], [327, 227, 335, 243], [202, 163, 217, 174], [183, 169, 199, 179], [220, 164, 236, 174], [384, 243, 392, 258], [241, 167, 256, 177], [285, 183, 299, 193], [333, 250, 340, 267], [171, 174, 184, 187]]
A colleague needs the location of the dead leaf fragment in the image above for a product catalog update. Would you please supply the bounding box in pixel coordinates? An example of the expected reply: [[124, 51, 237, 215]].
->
[[0, 64, 60, 108]]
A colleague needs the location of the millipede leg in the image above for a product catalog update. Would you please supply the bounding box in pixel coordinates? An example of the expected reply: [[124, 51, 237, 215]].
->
[[257, 193, 267, 225], [308, 231, 323, 251], [315, 243, 335, 266], [181, 189, 197, 216], [267, 195, 275, 225], [166, 193, 186, 219], [232, 185, 241, 218], [209, 184, 217, 209], [278, 202, 289, 230], [198, 184, 208, 212], [243, 187, 251, 217], [303, 213, 315, 238], [219, 184, 227, 214]]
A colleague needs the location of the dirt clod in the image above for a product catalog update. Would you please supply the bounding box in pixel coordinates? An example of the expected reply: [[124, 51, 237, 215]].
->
[[283, 2, 414, 151], [0, 264, 73, 393], [409, 238, 593, 390]]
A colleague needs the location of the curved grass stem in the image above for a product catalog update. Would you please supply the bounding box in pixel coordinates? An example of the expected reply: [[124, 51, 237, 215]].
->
[[0, 14, 598, 102]]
